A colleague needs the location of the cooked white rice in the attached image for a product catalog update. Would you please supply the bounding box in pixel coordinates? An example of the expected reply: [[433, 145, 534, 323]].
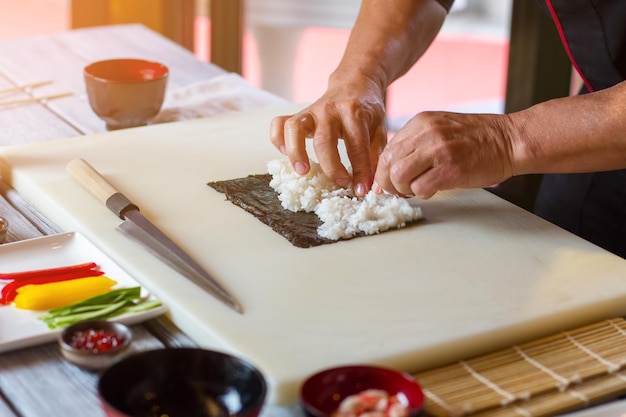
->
[[267, 158, 423, 240]]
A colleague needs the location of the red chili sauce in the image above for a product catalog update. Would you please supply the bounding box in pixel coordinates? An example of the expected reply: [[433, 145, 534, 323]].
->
[[70, 328, 125, 353]]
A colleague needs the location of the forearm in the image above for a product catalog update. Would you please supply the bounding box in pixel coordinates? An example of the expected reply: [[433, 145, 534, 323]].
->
[[509, 80, 626, 175], [328, 0, 447, 94]]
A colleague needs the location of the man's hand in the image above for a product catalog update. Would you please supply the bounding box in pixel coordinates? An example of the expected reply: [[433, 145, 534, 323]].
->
[[270, 80, 387, 197], [374, 111, 515, 199]]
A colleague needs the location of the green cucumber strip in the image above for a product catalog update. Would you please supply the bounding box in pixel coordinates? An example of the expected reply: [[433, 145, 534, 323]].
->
[[43, 287, 141, 318], [38, 286, 163, 329], [43, 300, 129, 329]]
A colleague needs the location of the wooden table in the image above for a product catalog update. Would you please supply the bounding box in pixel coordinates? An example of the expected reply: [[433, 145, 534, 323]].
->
[[0, 24, 223, 146], [0, 23, 297, 417]]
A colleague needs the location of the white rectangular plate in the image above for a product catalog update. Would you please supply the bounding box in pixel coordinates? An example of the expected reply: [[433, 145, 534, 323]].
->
[[0, 232, 167, 353]]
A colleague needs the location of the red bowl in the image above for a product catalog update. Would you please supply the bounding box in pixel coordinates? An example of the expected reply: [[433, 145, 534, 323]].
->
[[84, 58, 169, 83], [300, 365, 424, 417]]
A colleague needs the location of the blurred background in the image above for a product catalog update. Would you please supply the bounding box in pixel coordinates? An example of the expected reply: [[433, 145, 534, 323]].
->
[[0, 0, 512, 132]]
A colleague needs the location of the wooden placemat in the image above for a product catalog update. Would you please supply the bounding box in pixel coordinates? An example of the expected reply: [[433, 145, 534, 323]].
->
[[415, 318, 626, 417]]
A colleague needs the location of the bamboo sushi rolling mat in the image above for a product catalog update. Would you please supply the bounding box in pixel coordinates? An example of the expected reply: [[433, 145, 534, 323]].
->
[[414, 317, 626, 417]]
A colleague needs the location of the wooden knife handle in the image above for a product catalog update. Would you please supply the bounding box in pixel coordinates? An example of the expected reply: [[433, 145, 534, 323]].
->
[[66, 158, 139, 219]]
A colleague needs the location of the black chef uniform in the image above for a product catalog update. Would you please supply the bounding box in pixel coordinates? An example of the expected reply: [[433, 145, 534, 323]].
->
[[532, 0, 626, 258], [432, 0, 626, 257]]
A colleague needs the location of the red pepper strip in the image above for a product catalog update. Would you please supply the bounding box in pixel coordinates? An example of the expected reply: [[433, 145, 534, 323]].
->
[[0, 270, 105, 304], [0, 262, 99, 281]]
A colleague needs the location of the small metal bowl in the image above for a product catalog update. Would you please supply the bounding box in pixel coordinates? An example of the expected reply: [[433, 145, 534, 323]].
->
[[0, 216, 8, 244], [59, 320, 132, 371]]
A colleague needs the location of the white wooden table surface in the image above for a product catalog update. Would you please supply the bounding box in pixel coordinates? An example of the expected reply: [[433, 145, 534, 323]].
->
[[0, 23, 299, 417]]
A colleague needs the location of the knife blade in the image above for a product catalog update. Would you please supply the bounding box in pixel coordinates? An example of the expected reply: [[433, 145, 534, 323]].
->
[[66, 158, 243, 314]]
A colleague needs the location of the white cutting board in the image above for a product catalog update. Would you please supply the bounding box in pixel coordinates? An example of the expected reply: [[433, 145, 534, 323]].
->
[[2, 103, 626, 405]]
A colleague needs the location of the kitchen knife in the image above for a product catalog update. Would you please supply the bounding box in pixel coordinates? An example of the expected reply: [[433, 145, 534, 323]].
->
[[66, 158, 243, 314]]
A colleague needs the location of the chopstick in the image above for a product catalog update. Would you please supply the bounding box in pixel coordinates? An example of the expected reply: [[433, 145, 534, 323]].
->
[[0, 80, 53, 96], [0, 92, 74, 107]]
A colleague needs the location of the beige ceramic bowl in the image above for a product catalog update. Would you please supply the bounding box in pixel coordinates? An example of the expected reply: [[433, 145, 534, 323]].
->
[[0, 216, 8, 244], [84, 58, 169, 130]]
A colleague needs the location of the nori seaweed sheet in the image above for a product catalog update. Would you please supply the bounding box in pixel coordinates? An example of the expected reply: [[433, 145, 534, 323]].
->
[[207, 174, 336, 248]]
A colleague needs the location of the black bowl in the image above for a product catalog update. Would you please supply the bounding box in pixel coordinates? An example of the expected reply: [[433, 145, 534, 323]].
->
[[98, 347, 267, 417]]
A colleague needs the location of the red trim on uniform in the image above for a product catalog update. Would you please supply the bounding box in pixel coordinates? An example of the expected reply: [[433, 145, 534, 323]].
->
[[545, 0, 595, 92]]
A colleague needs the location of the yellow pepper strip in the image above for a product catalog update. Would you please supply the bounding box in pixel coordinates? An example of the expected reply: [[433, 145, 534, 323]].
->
[[13, 276, 117, 311]]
